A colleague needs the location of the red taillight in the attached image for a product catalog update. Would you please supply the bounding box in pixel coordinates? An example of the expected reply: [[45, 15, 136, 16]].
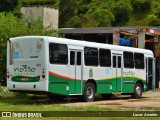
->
[[42, 69, 45, 79], [42, 75, 45, 79]]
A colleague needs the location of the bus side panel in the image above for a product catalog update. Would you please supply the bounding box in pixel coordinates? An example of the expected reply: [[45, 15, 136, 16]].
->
[[48, 65, 69, 95], [83, 67, 113, 94], [48, 79, 69, 96], [122, 69, 146, 93], [97, 81, 112, 94]]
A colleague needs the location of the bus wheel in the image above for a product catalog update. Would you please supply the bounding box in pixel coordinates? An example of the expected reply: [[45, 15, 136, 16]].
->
[[83, 82, 95, 102], [132, 83, 142, 99], [101, 94, 112, 99]]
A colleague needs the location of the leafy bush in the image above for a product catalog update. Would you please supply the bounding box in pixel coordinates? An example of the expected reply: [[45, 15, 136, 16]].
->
[[0, 0, 18, 12], [147, 14, 160, 26], [21, 0, 56, 6], [91, 8, 114, 27], [0, 86, 28, 98], [0, 12, 59, 85], [67, 15, 82, 28], [59, 0, 81, 28], [149, 19, 160, 26], [155, 5, 160, 19], [112, 0, 133, 26], [132, 0, 151, 13], [0, 86, 12, 98]]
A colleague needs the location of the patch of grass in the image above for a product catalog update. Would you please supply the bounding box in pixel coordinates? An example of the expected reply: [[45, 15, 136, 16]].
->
[[84, 105, 103, 111], [0, 86, 14, 98], [0, 87, 103, 112]]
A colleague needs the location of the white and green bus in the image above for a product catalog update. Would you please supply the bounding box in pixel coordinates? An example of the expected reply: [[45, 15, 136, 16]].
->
[[7, 36, 155, 102]]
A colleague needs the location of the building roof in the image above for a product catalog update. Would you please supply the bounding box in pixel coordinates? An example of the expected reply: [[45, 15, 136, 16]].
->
[[59, 27, 114, 34], [59, 27, 138, 34], [59, 27, 160, 35]]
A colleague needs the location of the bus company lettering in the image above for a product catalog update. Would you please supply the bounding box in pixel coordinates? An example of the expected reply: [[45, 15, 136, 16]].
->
[[123, 71, 135, 76], [14, 65, 36, 73]]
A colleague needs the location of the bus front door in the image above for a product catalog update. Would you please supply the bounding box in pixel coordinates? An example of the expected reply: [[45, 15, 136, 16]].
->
[[69, 50, 83, 94], [112, 54, 122, 93], [146, 57, 155, 91]]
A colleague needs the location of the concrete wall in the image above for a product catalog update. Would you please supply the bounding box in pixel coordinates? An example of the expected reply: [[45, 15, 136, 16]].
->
[[43, 7, 59, 29], [21, 6, 59, 29], [21, 6, 43, 19], [138, 31, 145, 49]]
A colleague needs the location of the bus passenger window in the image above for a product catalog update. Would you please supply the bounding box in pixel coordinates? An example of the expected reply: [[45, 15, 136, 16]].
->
[[49, 43, 68, 64], [134, 53, 144, 69], [77, 51, 81, 65], [84, 47, 98, 66], [118, 56, 121, 68], [70, 51, 75, 65], [99, 49, 111, 67], [123, 51, 134, 68], [113, 56, 116, 68]]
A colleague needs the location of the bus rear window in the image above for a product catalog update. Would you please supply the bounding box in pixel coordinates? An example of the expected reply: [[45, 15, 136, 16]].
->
[[49, 43, 68, 64], [10, 39, 43, 61]]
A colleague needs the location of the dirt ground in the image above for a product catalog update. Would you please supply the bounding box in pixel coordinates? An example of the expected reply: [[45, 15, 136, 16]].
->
[[63, 89, 160, 110]]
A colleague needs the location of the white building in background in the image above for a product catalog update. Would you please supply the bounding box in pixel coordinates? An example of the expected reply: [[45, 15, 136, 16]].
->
[[21, 6, 59, 29]]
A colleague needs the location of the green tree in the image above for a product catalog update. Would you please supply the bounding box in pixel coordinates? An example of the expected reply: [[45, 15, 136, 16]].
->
[[67, 15, 82, 28], [112, 0, 133, 26], [91, 8, 114, 27], [0, 12, 58, 85], [78, 0, 114, 27], [59, 0, 82, 28], [0, 0, 18, 12], [21, 0, 56, 6], [147, 14, 160, 26], [155, 5, 160, 19], [132, 0, 151, 13]]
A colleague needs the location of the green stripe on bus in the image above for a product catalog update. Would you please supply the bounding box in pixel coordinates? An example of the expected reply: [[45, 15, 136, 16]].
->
[[48, 73, 82, 95], [49, 73, 146, 95]]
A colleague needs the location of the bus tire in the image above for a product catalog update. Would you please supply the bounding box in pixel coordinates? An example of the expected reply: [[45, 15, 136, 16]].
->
[[101, 94, 112, 99], [83, 82, 95, 102], [132, 83, 142, 99]]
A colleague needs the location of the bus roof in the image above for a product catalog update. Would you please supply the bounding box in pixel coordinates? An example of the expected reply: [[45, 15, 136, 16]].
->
[[10, 36, 153, 56]]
